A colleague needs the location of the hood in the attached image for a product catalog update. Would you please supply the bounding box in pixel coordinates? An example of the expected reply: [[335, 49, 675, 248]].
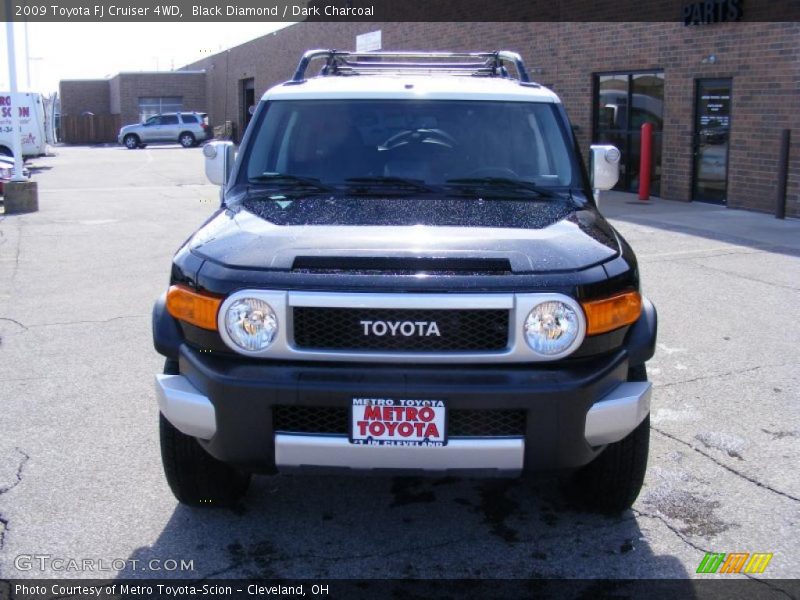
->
[[188, 196, 620, 274]]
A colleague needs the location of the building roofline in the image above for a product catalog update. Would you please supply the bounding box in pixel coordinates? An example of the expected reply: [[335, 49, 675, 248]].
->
[[59, 70, 206, 84], [116, 70, 207, 75]]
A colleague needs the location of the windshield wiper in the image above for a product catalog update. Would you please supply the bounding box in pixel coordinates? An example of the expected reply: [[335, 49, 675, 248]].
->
[[444, 177, 556, 199], [249, 173, 335, 194], [344, 176, 438, 195]]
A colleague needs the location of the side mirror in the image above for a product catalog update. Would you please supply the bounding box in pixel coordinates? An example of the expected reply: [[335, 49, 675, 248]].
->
[[203, 141, 235, 186], [590, 144, 621, 194]]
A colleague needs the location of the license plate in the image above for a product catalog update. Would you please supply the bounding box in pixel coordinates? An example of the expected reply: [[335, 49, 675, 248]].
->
[[350, 398, 447, 446]]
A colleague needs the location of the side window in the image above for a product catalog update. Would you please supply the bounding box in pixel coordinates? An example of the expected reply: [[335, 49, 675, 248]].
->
[[161, 115, 179, 125], [145, 116, 160, 126], [246, 104, 296, 178], [181, 114, 198, 124]]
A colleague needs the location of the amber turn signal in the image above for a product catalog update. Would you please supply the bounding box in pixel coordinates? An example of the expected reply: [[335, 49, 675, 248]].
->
[[582, 291, 642, 336], [166, 285, 222, 331]]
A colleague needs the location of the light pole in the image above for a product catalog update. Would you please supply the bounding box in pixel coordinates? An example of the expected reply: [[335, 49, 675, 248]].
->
[[4, 18, 25, 181], [4, 1, 39, 213], [27, 57, 43, 91]]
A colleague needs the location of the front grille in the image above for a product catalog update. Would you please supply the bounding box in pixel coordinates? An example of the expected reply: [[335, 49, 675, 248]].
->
[[292, 307, 509, 352], [273, 406, 526, 438], [449, 409, 526, 437]]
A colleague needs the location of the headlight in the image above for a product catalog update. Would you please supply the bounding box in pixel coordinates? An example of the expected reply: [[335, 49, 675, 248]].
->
[[524, 301, 581, 356], [224, 297, 278, 351]]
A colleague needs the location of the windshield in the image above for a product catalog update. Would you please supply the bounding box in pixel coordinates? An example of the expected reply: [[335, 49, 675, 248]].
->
[[241, 100, 579, 191]]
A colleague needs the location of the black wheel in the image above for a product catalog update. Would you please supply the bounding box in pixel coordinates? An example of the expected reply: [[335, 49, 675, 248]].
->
[[123, 134, 140, 150], [159, 361, 250, 508], [628, 363, 647, 382], [565, 364, 650, 514], [178, 132, 196, 148], [0, 146, 13, 157]]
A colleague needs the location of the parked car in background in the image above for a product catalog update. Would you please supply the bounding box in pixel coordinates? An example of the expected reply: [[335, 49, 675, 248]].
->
[[118, 112, 211, 149], [0, 155, 30, 195]]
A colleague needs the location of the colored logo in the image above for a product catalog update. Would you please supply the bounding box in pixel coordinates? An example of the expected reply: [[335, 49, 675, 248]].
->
[[696, 552, 773, 574]]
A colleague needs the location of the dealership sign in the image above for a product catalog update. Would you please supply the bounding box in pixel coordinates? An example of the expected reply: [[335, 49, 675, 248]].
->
[[684, 0, 743, 24]]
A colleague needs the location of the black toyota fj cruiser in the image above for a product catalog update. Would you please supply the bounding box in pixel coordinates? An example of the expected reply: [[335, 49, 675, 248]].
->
[[153, 51, 657, 513]]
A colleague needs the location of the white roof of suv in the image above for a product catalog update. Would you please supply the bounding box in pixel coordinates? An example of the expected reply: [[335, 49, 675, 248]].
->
[[264, 50, 561, 103], [265, 75, 560, 103]]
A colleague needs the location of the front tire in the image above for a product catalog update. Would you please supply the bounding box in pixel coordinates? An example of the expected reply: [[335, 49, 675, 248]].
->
[[565, 365, 650, 514], [178, 132, 196, 148], [123, 134, 140, 150], [159, 362, 250, 507]]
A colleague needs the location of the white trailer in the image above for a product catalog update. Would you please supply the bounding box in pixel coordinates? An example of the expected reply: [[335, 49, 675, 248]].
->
[[0, 92, 56, 158]]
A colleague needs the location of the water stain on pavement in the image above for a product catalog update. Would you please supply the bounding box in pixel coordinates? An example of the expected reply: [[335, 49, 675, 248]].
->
[[390, 477, 436, 507], [694, 431, 747, 460], [644, 489, 730, 537], [477, 480, 520, 543], [226, 540, 281, 578]]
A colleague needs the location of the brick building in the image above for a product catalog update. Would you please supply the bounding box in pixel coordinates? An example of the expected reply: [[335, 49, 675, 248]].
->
[[60, 21, 799, 216], [59, 71, 206, 144]]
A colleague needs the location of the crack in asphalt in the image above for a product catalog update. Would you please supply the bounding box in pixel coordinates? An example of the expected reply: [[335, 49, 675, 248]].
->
[[687, 260, 800, 292], [28, 315, 148, 328], [0, 217, 23, 286], [634, 509, 795, 598], [0, 448, 30, 552], [198, 513, 638, 579], [655, 362, 796, 389], [0, 314, 148, 331], [639, 247, 761, 264], [741, 576, 797, 600], [742, 573, 797, 600], [0, 317, 28, 331], [0, 514, 8, 552], [632, 508, 708, 554], [653, 428, 800, 503], [0, 448, 30, 495]]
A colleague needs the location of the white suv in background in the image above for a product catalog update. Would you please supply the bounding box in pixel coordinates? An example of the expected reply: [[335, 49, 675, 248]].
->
[[118, 112, 211, 149]]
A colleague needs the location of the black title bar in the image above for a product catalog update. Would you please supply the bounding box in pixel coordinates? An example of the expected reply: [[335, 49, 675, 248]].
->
[[1, 0, 798, 22]]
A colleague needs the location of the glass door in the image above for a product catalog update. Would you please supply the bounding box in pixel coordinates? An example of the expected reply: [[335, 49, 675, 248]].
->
[[594, 71, 664, 195], [693, 79, 731, 203]]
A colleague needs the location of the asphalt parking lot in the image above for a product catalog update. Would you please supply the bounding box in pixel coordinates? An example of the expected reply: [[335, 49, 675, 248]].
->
[[0, 146, 798, 584]]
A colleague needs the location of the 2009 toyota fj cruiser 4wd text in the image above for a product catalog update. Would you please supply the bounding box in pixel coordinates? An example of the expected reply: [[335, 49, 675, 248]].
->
[[153, 50, 657, 514]]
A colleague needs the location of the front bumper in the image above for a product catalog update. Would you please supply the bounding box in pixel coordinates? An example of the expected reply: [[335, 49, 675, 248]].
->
[[156, 345, 651, 475]]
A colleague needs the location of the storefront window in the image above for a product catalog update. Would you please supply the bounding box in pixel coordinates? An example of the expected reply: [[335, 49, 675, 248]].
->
[[138, 97, 183, 122], [594, 72, 664, 195]]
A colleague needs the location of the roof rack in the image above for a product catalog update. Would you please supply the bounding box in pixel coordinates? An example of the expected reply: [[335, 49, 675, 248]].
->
[[291, 50, 532, 83]]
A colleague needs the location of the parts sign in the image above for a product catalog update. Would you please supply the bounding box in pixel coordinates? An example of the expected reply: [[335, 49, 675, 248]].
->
[[351, 398, 446, 446]]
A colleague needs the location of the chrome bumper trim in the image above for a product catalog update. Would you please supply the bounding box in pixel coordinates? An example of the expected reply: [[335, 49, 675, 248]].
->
[[584, 381, 651, 446], [155, 374, 217, 439], [275, 434, 524, 472]]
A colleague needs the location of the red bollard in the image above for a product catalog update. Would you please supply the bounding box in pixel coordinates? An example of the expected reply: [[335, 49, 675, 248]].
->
[[638, 122, 653, 201]]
